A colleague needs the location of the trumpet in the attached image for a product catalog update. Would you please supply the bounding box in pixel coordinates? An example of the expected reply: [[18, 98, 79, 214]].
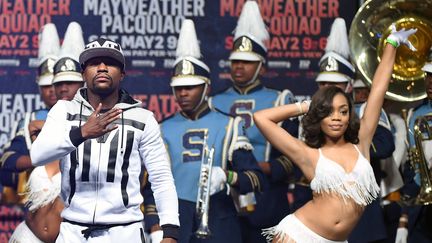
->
[[195, 132, 215, 239]]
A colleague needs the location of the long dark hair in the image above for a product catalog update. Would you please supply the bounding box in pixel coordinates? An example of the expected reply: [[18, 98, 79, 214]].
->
[[302, 86, 360, 148]]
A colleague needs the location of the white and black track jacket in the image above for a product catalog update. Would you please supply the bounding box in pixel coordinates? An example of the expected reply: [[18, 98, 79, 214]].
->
[[31, 88, 179, 227]]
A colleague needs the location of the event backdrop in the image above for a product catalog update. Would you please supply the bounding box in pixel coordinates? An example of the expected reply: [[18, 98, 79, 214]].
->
[[0, 0, 357, 148]]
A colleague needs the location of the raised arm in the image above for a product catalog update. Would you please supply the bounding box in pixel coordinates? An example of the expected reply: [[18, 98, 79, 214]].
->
[[359, 25, 417, 151], [253, 101, 314, 175]]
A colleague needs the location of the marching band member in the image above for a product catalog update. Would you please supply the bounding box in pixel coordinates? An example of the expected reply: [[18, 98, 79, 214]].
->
[[397, 51, 432, 243], [209, 2, 298, 241], [146, 19, 265, 243]]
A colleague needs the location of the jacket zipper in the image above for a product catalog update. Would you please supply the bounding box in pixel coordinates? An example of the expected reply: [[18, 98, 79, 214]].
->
[[92, 141, 103, 224]]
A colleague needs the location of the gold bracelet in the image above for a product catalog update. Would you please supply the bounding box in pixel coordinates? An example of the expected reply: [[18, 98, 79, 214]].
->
[[301, 100, 311, 112], [295, 102, 303, 114]]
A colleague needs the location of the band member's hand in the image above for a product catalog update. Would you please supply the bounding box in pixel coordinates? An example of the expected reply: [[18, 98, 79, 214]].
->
[[81, 103, 122, 139], [210, 167, 227, 195], [161, 238, 176, 243], [258, 161, 271, 175], [395, 227, 408, 243], [28, 120, 45, 141], [150, 230, 163, 243]]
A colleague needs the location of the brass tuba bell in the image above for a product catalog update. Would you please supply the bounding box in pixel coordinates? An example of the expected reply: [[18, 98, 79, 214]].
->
[[349, 0, 432, 101]]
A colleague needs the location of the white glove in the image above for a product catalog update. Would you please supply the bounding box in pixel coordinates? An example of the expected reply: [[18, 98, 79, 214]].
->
[[387, 23, 417, 51], [210, 166, 227, 195], [150, 230, 163, 243], [395, 227, 408, 243]]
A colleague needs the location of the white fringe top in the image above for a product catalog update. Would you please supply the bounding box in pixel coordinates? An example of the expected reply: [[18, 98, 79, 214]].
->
[[310, 145, 380, 206], [24, 166, 61, 212]]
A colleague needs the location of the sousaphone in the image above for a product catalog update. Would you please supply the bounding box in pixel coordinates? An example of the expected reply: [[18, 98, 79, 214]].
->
[[350, 0, 432, 101]]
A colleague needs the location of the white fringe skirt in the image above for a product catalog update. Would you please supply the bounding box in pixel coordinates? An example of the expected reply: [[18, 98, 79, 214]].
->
[[262, 214, 348, 243], [9, 221, 44, 243]]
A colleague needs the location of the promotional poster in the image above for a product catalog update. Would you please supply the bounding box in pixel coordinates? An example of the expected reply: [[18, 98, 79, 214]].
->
[[0, 1, 357, 240]]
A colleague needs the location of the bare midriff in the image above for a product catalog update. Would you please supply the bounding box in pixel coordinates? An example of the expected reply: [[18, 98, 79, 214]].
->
[[26, 197, 64, 243], [294, 192, 364, 241]]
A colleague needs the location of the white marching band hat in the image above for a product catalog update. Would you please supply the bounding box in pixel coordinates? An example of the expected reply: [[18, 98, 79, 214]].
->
[[316, 18, 355, 83], [52, 22, 85, 84], [171, 19, 210, 87], [229, 0, 269, 62], [37, 23, 60, 86]]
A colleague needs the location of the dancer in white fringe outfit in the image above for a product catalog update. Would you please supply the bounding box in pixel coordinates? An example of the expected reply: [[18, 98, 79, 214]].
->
[[9, 166, 63, 243], [254, 25, 417, 243]]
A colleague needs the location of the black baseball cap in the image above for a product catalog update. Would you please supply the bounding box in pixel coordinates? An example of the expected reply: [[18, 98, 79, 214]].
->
[[79, 38, 125, 70]]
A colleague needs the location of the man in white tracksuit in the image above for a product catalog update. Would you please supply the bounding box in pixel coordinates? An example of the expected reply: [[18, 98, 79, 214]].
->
[[30, 38, 179, 243]]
